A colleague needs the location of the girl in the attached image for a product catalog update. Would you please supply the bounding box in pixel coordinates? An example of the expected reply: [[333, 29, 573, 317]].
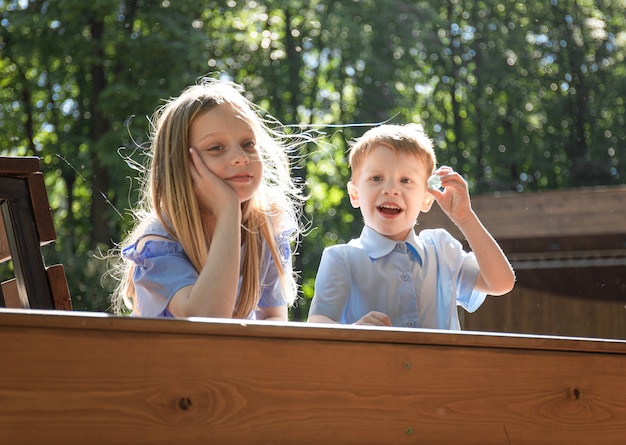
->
[[111, 78, 304, 320]]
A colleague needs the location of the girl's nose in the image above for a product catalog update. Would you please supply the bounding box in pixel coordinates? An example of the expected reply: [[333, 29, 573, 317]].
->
[[230, 145, 250, 165]]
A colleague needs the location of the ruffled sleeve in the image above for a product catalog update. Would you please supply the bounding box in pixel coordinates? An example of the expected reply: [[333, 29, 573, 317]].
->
[[257, 227, 294, 309], [123, 239, 198, 317]]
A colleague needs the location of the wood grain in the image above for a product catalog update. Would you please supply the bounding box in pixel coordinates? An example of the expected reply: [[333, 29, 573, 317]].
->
[[418, 185, 626, 240], [0, 157, 55, 262], [1, 310, 625, 444]]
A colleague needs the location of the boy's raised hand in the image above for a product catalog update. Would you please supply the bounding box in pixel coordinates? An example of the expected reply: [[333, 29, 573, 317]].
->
[[428, 166, 473, 224], [429, 166, 516, 297]]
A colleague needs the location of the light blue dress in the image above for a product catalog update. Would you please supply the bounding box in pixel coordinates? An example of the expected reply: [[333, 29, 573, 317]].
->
[[310, 225, 486, 329], [123, 218, 293, 319]]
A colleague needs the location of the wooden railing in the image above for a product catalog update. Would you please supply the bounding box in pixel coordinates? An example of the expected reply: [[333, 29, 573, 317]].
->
[[1, 308, 625, 444]]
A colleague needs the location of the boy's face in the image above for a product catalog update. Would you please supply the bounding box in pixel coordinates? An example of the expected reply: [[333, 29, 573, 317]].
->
[[348, 145, 434, 241]]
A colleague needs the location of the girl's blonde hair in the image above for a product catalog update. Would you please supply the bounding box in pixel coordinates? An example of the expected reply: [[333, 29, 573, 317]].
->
[[348, 123, 437, 179], [112, 78, 304, 318]]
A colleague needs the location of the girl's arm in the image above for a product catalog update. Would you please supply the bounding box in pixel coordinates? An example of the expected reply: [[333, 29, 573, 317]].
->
[[168, 204, 242, 318], [429, 167, 515, 296], [167, 148, 243, 318], [256, 304, 288, 321]]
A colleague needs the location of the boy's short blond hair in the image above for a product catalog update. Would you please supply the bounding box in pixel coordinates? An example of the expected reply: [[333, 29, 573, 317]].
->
[[348, 123, 437, 179]]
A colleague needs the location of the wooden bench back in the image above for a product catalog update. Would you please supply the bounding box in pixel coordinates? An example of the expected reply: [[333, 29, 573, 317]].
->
[[0, 156, 71, 310]]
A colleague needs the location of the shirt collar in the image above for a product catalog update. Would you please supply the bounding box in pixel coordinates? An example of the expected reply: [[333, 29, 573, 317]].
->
[[356, 225, 424, 263]]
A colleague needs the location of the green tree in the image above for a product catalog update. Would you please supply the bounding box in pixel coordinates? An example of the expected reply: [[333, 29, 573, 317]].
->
[[1, 0, 624, 317], [1, 0, 208, 309]]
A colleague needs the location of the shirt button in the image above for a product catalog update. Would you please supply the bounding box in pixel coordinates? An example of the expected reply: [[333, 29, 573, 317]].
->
[[407, 321, 415, 327], [400, 273, 409, 281], [396, 243, 405, 252]]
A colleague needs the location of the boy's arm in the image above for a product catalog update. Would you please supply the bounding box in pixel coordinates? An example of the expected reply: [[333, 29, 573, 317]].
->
[[309, 311, 392, 326], [308, 314, 339, 323], [430, 167, 515, 296], [456, 212, 515, 295], [308, 248, 392, 326], [307, 248, 347, 323]]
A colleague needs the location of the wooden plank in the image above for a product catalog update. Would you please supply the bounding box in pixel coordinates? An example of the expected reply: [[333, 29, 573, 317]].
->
[[0, 225, 9, 263], [465, 284, 626, 339], [45, 264, 72, 311], [0, 177, 56, 308], [0, 157, 56, 262], [0, 156, 64, 310], [0, 156, 40, 176], [0, 278, 20, 308], [1, 310, 625, 445], [419, 185, 626, 241], [26, 171, 56, 243], [1, 265, 72, 310]]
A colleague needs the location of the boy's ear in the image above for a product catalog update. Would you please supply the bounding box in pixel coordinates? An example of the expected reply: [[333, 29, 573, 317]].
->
[[347, 181, 360, 208], [421, 192, 435, 212]]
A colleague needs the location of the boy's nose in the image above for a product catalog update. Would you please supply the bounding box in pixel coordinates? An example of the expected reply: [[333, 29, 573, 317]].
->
[[382, 182, 400, 195]]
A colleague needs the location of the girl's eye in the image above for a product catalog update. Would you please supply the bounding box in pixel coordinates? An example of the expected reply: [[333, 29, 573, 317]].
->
[[207, 145, 223, 152], [242, 140, 257, 151]]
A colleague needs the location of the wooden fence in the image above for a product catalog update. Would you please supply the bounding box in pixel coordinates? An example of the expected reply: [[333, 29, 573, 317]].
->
[[1, 309, 625, 444]]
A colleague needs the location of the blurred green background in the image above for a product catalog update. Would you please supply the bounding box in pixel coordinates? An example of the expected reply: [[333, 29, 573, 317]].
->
[[1, 0, 624, 319]]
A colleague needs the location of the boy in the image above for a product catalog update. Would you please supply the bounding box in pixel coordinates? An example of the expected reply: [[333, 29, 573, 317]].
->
[[308, 124, 515, 328]]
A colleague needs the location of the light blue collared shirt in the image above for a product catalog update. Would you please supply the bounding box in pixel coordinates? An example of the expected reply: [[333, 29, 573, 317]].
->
[[310, 225, 486, 329]]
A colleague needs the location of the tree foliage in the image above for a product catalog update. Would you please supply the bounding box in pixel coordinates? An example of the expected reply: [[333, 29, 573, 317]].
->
[[1, 0, 624, 317]]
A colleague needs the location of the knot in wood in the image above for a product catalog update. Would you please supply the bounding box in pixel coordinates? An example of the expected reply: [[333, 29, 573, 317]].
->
[[178, 397, 193, 411]]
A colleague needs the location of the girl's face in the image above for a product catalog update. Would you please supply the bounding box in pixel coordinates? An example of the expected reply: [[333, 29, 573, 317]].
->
[[347, 145, 433, 241], [188, 103, 263, 203]]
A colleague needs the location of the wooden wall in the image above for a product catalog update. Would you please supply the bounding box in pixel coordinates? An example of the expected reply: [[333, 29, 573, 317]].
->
[[419, 186, 626, 340], [418, 186, 626, 240], [462, 285, 626, 339], [1, 309, 626, 445]]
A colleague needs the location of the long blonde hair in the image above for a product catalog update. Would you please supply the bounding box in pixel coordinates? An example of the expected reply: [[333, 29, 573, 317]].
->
[[112, 78, 304, 317]]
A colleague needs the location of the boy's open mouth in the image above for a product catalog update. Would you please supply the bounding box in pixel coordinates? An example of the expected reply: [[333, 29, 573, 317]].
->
[[377, 204, 402, 215]]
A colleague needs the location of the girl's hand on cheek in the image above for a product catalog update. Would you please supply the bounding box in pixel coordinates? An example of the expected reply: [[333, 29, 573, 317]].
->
[[188, 148, 240, 219]]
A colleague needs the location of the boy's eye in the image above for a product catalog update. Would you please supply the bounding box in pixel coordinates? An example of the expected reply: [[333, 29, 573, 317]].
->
[[400, 178, 412, 184], [370, 175, 382, 182]]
